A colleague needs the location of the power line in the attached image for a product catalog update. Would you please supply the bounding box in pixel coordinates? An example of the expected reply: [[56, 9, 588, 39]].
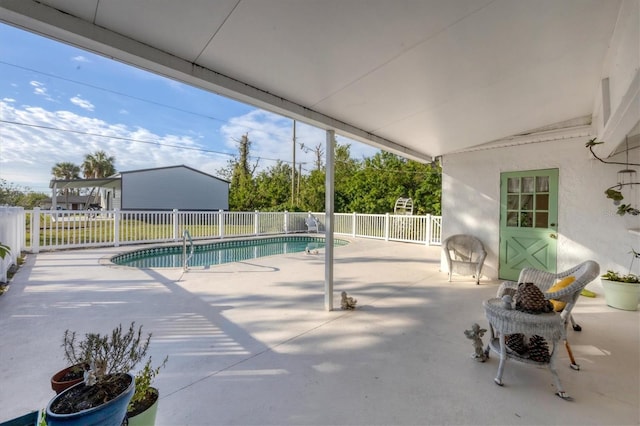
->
[[0, 60, 291, 139]]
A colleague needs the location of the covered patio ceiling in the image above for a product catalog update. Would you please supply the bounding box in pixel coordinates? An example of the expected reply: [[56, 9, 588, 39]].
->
[[0, 0, 625, 162]]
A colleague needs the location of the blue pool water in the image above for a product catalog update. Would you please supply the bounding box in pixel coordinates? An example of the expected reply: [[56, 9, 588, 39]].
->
[[111, 236, 348, 268]]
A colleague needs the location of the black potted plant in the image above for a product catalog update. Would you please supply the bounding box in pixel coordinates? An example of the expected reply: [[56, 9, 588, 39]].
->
[[45, 322, 152, 426]]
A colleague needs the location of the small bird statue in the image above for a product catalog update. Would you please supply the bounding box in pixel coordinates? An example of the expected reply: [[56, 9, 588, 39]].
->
[[341, 291, 357, 310], [464, 323, 488, 362]]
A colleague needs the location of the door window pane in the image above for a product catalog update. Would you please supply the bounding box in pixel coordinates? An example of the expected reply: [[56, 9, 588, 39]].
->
[[507, 212, 518, 227], [521, 194, 533, 210], [536, 176, 549, 192], [536, 194, 549, 210], [521, 177, 534, 193], [535, 212, 548, 228], [520, 212, 533, 227], [508, 178, 520, 193], [507, 195, 519, 210]]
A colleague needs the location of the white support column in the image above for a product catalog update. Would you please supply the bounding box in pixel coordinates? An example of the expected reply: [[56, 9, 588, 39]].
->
[[324, 130, 335, 311]]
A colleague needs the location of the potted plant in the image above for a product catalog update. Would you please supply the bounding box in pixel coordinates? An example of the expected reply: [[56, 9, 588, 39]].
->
[[127, 356, 168, 426], [601, 249, 640, 311], [50, 363, 86, 394], [45, 322, 151, 426], [0, 242, 10, 259]]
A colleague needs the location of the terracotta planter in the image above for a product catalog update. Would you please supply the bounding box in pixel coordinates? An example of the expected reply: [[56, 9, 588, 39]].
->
[[46, 373, 135, 426], [127, 387, 159, 426], [50, 364, 85, 394], [602, 279, 640, 311]]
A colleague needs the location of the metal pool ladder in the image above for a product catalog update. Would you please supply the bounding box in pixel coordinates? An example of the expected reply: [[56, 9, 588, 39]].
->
[[182, 229, 194, 271]]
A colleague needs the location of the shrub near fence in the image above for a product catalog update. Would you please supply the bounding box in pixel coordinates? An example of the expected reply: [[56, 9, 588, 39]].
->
[[10, 208, 442, 253]]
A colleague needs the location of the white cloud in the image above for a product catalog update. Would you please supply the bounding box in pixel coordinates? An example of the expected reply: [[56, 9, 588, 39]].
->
[[0, 100, 230, 192], [70, 95, 95, 111], [30, 80, 52, 100], [72, 55, 90, 63], [2, 97, 15, 103]]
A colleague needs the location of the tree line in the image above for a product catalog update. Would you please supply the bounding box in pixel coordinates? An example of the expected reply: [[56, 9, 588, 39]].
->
[[217, 134, 441, 215]]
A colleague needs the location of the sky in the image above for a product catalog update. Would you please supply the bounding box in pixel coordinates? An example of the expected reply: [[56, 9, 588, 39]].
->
[[0, 23, 378, 194]]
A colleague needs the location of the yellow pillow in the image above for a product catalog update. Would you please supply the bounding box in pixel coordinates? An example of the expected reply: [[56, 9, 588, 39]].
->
[[547, 276, 576, 311]]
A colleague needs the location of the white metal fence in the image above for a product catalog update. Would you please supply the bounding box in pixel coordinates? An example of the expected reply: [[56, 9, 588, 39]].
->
[[0, 207, 442, 256]]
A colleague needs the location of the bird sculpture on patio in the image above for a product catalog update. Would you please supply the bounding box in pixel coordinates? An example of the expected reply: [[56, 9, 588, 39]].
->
[[464, 323, 488, 362], [341, 291, 357, 310]]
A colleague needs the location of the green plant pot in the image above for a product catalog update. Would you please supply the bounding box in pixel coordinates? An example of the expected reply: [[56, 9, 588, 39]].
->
[[602, 279, 640, 311], [127, 387, 159, 426]]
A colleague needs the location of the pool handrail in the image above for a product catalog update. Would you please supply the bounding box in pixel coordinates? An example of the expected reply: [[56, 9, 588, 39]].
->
[[183, 229, 194, 271]]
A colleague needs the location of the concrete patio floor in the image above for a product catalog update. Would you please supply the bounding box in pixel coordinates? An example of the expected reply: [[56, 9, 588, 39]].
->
[[0, 237, 638, 425]]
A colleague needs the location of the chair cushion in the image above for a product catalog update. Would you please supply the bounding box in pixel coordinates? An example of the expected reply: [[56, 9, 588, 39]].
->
[[548, 276, 576, 311]]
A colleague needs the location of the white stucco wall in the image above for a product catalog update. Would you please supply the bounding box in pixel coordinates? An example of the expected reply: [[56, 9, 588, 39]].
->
[[121, 166, 229, 210], [442, 1, 639, 281], [442, 134, 639, 280]]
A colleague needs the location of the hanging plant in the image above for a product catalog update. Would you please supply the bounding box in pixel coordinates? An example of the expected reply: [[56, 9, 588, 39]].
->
[[586, 138, 639, 216]]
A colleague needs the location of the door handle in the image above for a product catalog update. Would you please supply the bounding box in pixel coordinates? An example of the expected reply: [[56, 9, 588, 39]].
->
[[550, 233, 557, 239]]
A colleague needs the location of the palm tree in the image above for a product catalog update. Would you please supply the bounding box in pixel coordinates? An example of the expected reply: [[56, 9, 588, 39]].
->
[[51, 162, 81, 209], [82, 151, 116, 208], [82, 151, 116, 179]]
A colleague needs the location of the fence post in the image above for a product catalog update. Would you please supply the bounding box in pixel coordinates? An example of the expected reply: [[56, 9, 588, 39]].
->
[[384, 213, 390, 241], [219, 210, 225, 239], [31, 207, 40, 254], [254, 210, 260, 235], [352, 212, 357, 237], [425, 214, 432, 245], [172, 209, 179, 241], [113, 209, 120, 247], [283, 210, 289, 234]]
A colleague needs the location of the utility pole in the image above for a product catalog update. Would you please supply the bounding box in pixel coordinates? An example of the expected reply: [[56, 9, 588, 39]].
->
[[291, 120, 296, 205], [297, 163, 302, 204]]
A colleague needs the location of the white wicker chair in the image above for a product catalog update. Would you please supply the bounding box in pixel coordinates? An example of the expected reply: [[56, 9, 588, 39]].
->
[[497, 260, 600, 369], [442, 234, 487, 285]]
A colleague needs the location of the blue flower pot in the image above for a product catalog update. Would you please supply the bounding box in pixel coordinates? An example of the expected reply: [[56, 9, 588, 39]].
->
[[46, 373, 135, 426]]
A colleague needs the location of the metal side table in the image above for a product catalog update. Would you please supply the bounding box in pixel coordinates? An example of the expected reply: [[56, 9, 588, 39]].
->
[[482, 297, 571, 400]]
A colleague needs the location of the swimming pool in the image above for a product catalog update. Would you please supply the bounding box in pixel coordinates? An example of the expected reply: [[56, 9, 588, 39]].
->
[[111, 236, 348, 268]]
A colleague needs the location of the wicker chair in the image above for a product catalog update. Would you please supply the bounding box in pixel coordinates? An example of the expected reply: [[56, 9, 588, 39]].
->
[[305, 214, 320, 232], [496, 260, 600, 370], [442, 234, 487, 284]]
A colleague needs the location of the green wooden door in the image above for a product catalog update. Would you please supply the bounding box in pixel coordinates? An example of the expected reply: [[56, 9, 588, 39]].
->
[[499, 169, 559, 280]]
